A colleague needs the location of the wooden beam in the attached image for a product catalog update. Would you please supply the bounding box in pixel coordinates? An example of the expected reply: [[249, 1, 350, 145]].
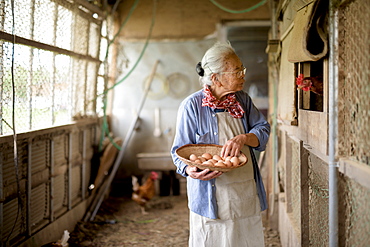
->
[[339, 158, 370, 190], [0, 31, 101, 63]]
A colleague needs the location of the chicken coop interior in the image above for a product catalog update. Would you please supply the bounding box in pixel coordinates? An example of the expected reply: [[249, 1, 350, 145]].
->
[[0, 0, 369, 246]]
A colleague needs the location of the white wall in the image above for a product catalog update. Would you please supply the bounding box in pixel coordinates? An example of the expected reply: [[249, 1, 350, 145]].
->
[[111, 39, 216, 178]]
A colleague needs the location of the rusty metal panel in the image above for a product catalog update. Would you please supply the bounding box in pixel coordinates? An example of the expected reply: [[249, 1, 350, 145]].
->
[[3, 199, 23, 244], [31, 139, 49, 173], [1, 123, 98, 245], [71, 165, 82, 204], [70, 131, 82, 165], [53, 134, 68, 167], [1, 143, 17, 187], [53, 173, 67, 216], [30, 183, 49, 230], [83, 129, 93, 196], [1, 141, 27, 196], [84, 127, 95, 161]]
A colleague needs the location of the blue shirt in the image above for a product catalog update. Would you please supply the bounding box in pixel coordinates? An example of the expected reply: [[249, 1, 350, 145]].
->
[[170, 89, 270, 219]]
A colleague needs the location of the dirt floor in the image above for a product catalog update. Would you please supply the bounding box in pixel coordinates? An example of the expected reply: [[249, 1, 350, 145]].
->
[[68, 194, 281, 247]]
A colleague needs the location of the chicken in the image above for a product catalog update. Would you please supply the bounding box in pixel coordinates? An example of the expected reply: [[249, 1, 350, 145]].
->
[[132, 171, 159, 214], [296, 74, 323, 95]]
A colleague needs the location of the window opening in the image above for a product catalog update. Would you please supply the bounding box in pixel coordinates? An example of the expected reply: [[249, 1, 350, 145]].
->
[[295, 58, 324, 112], [0, 0, 107, 135]]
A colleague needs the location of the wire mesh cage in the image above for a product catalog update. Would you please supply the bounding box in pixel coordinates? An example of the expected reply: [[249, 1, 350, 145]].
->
[[337, 1, 370, 244], [307, 152, 329, 246], [338, 174, 370, 247], [0, 0, 107, 136], [337, 0, 370, 166]]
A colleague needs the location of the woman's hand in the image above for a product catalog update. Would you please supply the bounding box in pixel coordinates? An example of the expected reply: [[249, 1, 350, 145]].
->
[[220, 133, 259, 158], [186, 166, 222, 181]]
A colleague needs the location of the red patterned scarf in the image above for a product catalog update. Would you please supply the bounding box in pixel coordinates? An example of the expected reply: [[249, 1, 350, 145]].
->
[[201, 85, 245, 118]]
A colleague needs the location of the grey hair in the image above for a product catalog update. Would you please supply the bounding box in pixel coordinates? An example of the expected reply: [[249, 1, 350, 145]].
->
[[199, 41, 236, 86]]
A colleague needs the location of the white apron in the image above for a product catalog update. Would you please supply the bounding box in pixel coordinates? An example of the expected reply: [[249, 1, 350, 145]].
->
[[189, 112, 265, 247]]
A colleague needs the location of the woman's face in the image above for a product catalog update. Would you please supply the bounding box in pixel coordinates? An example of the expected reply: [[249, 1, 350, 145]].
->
[[216, 53, 246, 94]]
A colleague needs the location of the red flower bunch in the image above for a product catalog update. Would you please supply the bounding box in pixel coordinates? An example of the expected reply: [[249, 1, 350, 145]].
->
[[296, 74, 312, 91]]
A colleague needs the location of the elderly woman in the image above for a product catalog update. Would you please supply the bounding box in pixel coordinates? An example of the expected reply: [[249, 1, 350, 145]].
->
[[170, 42, 270, 247]]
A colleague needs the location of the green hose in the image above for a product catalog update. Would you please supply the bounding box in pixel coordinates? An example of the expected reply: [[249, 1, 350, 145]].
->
[[98, 0, 156, 152], [209, 0, 267, 14]]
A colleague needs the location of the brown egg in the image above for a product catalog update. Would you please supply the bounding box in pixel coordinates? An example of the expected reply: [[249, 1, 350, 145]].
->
[[214, 161, 225, 167], [230, 157, 240, 166], [189, 154, 197, 161], [213, 154, 223, 161], [198, 157, 206, 163], [201, 153, 213, 160], [224, 160, 233, 167], [202, 160, 213, 166], [194, 159, 202, 164], [225, 156, 232, 161], [208, 159, 217, 164]]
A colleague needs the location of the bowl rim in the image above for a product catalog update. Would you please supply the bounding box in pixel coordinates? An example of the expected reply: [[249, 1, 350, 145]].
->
[[175, 144, 247, 172]]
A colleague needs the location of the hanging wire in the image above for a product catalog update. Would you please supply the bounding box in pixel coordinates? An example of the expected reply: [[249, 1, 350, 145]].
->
[[6, 0, 24, 244], [209, 0, 267, 14], [104, 0, 140, 62], [98, 0, 157, 151]]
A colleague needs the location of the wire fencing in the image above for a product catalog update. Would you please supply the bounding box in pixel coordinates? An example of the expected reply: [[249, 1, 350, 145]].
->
[[282, 1, 370, 246], [0, 0, 106, 136]]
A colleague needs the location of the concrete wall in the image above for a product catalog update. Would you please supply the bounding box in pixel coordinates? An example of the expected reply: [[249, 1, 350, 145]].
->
[[116, 0, 270, 40]]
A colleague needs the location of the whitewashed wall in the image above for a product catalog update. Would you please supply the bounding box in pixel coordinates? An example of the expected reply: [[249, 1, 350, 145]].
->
[[111, 39, 216, 178]]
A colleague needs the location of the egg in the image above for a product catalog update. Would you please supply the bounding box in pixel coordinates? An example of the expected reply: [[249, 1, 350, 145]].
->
[[201, 153, 212, 160], [230, 157, 240, 166], [202, 160, 213, 166], [198, 157, 206, 163], [224, 160, 233, 167], [189, 154, 197, 161], [214, 161, 225, 167], [213, 154, 223, 161], [194, 159, 202, 164], [225, 156, 232, 161], [208, 159, 217, 164]]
